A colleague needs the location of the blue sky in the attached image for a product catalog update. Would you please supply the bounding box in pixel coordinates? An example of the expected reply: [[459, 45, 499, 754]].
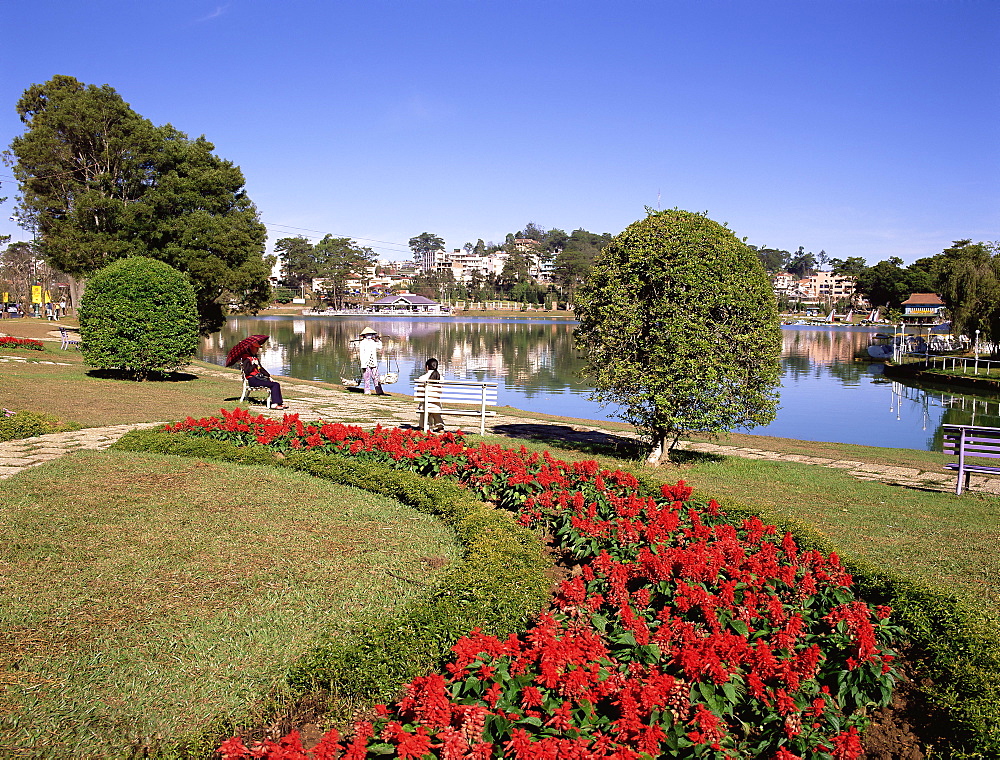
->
[[1, 0, 997, 264]]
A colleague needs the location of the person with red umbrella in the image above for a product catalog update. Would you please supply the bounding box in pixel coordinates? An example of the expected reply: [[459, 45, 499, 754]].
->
[[226, 335, 287, 409]]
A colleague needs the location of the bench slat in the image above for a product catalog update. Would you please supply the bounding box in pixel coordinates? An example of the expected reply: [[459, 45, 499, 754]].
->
[[942, 424, 1000, 494], [944, 463, 1000, 473]]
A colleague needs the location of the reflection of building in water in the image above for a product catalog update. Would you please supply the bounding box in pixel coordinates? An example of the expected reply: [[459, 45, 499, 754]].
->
[[782, 328, 869, 366]]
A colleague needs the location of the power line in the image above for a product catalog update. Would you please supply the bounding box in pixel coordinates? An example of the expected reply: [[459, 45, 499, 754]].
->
[[262, 221, 411, 251]]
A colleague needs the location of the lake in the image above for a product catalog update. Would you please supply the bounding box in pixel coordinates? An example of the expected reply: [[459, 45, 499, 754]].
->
[[200, 316, 1000, 452]]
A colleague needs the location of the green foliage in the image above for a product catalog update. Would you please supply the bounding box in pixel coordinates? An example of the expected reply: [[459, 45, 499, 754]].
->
[[855, 256, 935, 310], [934, 240, 1000, 343], [78, 257, 199, 379], [0, 410, 78, 442], [9, 75, 271, 335], [408, 232, 445, 270], [574, 209, 782, 462], [312, 235, 376, 308], [113, 427, 280, 466]]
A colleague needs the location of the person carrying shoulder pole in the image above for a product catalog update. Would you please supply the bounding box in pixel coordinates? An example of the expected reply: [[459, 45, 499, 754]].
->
[[358, 326, 385, 395]]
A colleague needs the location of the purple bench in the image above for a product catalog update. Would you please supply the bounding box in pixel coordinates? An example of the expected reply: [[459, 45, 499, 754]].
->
[[942, 424, 1000, 495]]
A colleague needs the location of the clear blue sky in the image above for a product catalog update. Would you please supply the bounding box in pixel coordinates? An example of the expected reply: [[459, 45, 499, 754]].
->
[[1, 0, 997, 264]]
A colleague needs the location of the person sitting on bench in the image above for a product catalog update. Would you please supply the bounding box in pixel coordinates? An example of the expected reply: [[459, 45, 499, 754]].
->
[[416, 357, 445, 431], [241, 342, 287, 410]]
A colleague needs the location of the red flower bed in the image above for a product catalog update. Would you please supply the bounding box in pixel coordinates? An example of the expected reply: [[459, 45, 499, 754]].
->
[[0, 337, 44, 350], [165, 410, 899, 759]]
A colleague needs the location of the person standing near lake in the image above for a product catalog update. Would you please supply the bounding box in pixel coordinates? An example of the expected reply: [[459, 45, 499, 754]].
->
[[358, 326, 385, 395]]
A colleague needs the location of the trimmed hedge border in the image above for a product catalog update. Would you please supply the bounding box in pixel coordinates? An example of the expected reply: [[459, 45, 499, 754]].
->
[[110, 430, 551, 735]]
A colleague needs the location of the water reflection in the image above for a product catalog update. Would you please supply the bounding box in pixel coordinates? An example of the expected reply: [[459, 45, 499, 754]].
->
[[200, 318, 1000, 451]]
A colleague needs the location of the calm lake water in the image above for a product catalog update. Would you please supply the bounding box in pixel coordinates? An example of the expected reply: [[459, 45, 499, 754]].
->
[[201, 317, 1000, 452]]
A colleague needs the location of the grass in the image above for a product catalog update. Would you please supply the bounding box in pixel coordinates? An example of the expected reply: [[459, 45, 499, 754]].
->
[[0, 339, 274, 428], [0, 450, 460, 757]]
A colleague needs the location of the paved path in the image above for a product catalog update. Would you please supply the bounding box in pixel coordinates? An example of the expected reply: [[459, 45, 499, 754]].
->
[[3, 366, 998, 495]]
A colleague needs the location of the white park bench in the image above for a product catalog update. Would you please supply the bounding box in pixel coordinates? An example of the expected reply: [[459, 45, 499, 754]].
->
[[414, 379, 498, 435]]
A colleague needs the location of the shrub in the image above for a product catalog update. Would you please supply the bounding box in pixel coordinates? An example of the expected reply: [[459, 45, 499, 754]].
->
[[78, 256, 199, 379], [0, 409, 78, 441]]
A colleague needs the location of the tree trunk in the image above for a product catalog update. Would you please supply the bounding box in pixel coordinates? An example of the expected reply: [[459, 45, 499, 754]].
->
[[645, 432, 680, 467], [645, 434, 668, 467], [67, 274, 85, 317]]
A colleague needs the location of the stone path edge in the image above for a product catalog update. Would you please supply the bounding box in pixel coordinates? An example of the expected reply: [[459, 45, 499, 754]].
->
[[1, 374, 996, 496]]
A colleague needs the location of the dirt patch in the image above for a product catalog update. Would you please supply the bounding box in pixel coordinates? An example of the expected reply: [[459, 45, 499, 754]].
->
[[861, 650, 951, 759]]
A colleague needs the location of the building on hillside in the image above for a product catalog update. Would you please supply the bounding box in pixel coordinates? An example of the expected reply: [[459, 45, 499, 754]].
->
[[771, 271, 859, 305], [901, 293, 946, 325]]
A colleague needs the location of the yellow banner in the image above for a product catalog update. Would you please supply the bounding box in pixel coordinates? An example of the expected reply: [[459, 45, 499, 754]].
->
[[1, 292, 7, 303], [31, 285, 42, 304], [44, 290, 51, 304]]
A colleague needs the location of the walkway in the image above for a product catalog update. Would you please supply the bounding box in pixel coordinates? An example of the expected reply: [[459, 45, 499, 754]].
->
[[3, 369, 998, 495]]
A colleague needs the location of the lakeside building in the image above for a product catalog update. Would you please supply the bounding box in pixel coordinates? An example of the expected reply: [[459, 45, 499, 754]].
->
[[901, 293, 947, 325], [369, 291, 448, 314]]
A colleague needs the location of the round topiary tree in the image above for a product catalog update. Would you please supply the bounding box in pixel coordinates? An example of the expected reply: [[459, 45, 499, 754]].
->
[[79, 256, 200, 380], [574, 209, 782, 465]]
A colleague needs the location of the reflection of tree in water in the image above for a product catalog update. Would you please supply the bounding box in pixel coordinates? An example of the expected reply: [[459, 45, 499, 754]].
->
[[886, 380, 1000, 451]]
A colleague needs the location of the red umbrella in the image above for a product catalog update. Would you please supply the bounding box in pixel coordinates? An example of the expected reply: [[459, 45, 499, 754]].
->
[[226, 335, 269, 367]]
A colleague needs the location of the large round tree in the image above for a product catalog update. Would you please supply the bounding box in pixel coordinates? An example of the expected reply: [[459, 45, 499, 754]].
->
[[79, 256, 200, 380], [574, 209, 782, 465], [9, 75, 271, 334]]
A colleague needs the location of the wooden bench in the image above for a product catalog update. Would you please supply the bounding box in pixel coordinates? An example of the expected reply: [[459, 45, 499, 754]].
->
[[414, 379, 498, 435], [942, 424, 1000, 494]]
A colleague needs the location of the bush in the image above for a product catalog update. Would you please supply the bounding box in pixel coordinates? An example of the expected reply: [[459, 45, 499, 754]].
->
[[0, 409, 78, 442], [78, 256, 199, 379]]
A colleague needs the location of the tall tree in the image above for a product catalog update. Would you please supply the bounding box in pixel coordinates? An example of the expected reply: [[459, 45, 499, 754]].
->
[[274, 236, 317, 292], [787, 248, 817, 278], [575, 209, 781, 466], [0, 241, 35, 305], [752, 246, 790, 275], [408, 232, 445, 272], [830, 256, 868, 279], [518, 221, 546, 241], [855, 257, 913, 309], [935, 240, 1000, 341], [8, 75, 271, 334], [313, 235, 376, 308]]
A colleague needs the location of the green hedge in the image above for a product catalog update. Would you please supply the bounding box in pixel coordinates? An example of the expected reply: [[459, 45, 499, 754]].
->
[[715, 500, 1000, 759], [111, 429, 551, 707]]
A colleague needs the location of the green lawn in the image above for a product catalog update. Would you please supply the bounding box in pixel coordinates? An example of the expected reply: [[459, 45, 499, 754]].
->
[[0, 450, 460, 757], [0, 342, 274, 428]]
